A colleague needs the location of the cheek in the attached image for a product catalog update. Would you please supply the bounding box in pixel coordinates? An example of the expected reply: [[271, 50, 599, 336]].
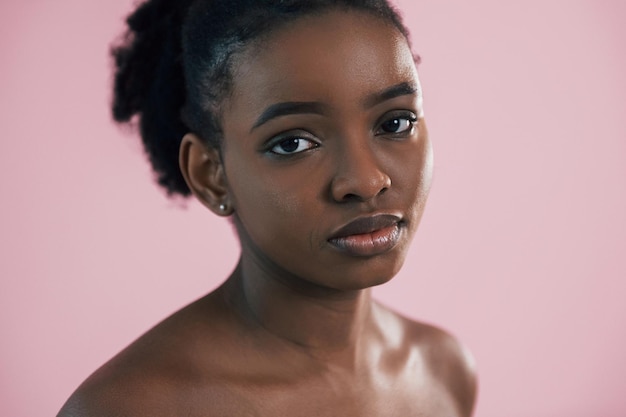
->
[[391, 131, 433, 221], [226, 159, 315, 242], [417, 136, 434, 201], [411, 121, 433, 190]]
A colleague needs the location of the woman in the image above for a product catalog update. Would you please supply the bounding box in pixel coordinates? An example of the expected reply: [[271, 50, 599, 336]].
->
[[58, 0, 477, 415]]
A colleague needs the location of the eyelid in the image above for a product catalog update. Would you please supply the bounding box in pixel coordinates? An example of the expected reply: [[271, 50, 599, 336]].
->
[[379, 109, 418, 122]]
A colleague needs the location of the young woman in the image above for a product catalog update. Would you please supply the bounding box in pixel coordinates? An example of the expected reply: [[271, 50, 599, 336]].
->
[[58, 0, 477, 415]]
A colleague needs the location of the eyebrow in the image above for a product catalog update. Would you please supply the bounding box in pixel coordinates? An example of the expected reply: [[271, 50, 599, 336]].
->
[[251, 101, 326, 131], [250, 82, 418, 131], [362, 82, 418, 109]]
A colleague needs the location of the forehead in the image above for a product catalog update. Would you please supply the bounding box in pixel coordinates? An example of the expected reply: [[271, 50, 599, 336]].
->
[[225, 10, 418, 115]]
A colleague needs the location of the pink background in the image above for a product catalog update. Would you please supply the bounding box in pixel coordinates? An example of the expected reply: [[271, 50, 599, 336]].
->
[[1, 0, 625, 416]]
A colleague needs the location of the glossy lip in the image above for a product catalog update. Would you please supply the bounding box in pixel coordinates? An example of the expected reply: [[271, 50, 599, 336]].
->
[[328, 214, 404, 257]]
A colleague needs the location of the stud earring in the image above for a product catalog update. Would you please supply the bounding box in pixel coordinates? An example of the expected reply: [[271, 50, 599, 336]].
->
[[219, 203, 227, 212]]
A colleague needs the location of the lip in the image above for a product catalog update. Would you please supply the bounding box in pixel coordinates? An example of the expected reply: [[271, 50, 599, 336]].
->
[[328, 214, 404, 257]]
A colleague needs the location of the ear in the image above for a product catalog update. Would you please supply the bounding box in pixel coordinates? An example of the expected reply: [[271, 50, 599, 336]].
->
[[179, 133, 232, 216]]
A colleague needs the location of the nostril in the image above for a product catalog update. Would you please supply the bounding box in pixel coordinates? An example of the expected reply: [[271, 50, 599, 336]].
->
[[339, 185, 388, 203], [342, 193, 360, 202]]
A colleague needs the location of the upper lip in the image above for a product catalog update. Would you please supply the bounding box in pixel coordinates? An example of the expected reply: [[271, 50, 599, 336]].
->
[[328, 214, 402, 240]]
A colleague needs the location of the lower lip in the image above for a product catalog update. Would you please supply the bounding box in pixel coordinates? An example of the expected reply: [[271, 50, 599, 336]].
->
[[329, 224, 402, 257]]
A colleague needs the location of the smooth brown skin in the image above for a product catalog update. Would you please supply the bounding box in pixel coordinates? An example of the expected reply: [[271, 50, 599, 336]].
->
[[59, 11, 477, 417]]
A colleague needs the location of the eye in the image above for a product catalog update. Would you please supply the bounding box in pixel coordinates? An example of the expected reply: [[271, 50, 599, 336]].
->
[[378, 113, 418, 135], [269, 137, 318, 155]]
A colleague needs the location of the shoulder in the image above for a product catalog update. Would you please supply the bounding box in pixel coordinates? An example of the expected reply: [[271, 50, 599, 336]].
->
[[56, 345, 186, 417], [417, 323, 478, 416], [375, 303, 478, 417], [57, 293, 232, 417]]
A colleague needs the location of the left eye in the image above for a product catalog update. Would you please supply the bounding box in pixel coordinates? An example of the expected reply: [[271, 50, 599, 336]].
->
[[379, 115, 417, 134], [270, 137, 318, 155]]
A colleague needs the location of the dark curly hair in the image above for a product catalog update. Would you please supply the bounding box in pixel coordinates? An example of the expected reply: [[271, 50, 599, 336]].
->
[[111, 0, 411, 197]]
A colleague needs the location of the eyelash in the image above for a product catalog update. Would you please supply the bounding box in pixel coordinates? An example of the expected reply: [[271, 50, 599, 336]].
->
[[265, 131, 320, 156], [264, 111, 418, 157], [375, 112, 418, 137], [268, 136, 319, 156]]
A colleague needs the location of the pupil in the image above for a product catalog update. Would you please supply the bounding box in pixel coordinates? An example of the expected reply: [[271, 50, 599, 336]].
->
[[280, 138, 299, 153], [384, 119, 400, 132]]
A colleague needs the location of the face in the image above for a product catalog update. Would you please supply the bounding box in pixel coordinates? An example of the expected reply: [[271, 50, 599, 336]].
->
[[218, 10, 433, 291]]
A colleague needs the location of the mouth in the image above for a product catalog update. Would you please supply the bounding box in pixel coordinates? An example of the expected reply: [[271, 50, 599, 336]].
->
[[328, 214, 404, 257]]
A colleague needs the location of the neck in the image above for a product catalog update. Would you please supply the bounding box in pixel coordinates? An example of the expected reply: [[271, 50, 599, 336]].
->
[[222, 257, 377, 366]]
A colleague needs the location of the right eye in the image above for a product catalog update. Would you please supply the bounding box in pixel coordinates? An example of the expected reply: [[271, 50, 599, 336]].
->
[[269, 137, 318, 155]]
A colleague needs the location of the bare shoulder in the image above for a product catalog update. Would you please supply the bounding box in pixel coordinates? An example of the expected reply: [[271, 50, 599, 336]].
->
[[57, 293, 231, 417], [56, 356, 182, 417], [415, 321, 478, 416], [374, 302, 478, 417]]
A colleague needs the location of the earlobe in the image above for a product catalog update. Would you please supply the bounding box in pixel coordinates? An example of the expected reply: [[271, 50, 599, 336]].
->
[[179, 133, 231, 215]]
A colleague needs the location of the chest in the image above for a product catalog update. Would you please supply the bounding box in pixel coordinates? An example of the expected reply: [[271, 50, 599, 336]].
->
[[182, 376, 461, 417]]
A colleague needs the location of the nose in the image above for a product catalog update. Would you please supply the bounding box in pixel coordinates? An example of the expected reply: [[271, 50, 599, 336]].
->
[[330, 140, 391, 203]]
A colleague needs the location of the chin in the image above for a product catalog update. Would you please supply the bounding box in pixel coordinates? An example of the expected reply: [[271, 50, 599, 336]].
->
[[315, 253, 407, 292], [336, 273, 397, 291]]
